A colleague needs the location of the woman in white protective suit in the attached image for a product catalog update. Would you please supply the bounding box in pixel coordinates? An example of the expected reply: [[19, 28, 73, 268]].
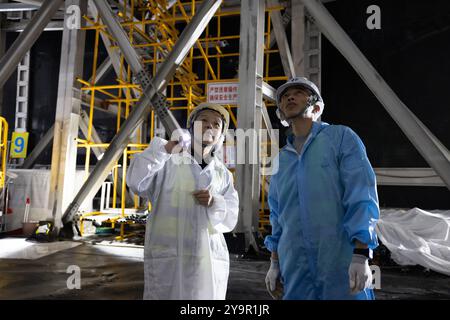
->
[[126, 102, 239, 300]]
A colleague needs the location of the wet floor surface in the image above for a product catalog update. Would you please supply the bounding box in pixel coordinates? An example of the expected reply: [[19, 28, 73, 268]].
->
[[0, 240, 449, 300]]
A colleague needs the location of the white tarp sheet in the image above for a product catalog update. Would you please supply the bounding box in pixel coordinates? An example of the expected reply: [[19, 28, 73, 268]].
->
[[377, 208, 450, 276], [3, 169, 93, 232]]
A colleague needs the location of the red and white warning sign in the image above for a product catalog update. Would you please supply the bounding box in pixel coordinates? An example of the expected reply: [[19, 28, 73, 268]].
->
[[207, 82, 239, 104]]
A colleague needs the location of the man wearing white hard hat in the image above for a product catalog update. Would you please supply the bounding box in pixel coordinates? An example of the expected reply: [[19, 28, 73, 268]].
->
[[127, 102, 238, 299], [264, 77, 380, 300]]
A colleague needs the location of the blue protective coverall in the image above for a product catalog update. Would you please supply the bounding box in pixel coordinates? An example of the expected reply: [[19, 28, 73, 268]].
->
[[264, 121, 379, 300]]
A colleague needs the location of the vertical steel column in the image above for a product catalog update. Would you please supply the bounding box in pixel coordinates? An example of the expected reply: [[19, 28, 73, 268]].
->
[[267, 0, 295, 78], [0, 0, 7, 115], [267, 3, 290, 49], [300, 0, 450, 190], [0, 0, 63, 88], [48, 0, 87, 228], [236, 0, 266, 250], [304, 12, 321, 88], [291, 0, 305, 76], [62, 0, 223, 229]]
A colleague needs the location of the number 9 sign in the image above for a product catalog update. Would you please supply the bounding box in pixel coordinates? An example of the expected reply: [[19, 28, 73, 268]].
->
[[10, 132, 29, 158]]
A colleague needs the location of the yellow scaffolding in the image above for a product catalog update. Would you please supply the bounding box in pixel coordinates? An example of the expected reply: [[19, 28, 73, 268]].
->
[[78, 0, 287, 239], [0, 117, 8, 189]]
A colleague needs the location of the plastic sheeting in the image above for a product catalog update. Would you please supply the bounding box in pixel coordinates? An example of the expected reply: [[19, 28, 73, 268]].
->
[[376, 208, 450, 276], [3, 169, 93, 232]]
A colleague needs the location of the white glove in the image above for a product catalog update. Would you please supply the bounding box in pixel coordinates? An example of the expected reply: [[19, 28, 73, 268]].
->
[[170, 128, 191, 150], [348, 254, 373, 295], [265, 258, 283, 299]]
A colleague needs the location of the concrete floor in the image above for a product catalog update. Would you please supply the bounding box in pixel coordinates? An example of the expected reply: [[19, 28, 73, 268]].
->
[[1, 237, 450, 300]]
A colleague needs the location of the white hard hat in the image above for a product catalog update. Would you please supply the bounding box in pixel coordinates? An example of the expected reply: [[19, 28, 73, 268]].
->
[[276, 77, 323, 107], [275, 77, 325, 126], [187, 102, 230, 133]]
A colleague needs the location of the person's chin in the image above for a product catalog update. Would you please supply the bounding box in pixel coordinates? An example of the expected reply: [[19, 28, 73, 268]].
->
[[284, 110, 300, 118]]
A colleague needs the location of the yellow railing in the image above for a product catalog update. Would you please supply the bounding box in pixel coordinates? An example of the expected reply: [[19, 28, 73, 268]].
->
[[0, 117, 8, 189]]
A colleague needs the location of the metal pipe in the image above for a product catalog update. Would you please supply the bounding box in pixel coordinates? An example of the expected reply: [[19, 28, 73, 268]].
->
[[291, 0, 305, 76], [300, 0, 450, 190], [94, 0, 223, 136], [22, 125, 54, 169], [62, 0, 223, 228], [151, 1, 222, 92], [85, 57, 112, 94], [79, 110, 134, 205], [267, 0, 295, 78], [0, 3, 38, 12], [93, 0, 182, 136], [87, 0, 140, 101], [94, 0, 143, 74], [0, 0, 63, 88], [7, 0, 47, 6]]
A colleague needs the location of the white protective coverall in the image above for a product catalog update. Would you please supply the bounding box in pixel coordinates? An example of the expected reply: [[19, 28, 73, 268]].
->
[[126, 137, 239, 300]]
